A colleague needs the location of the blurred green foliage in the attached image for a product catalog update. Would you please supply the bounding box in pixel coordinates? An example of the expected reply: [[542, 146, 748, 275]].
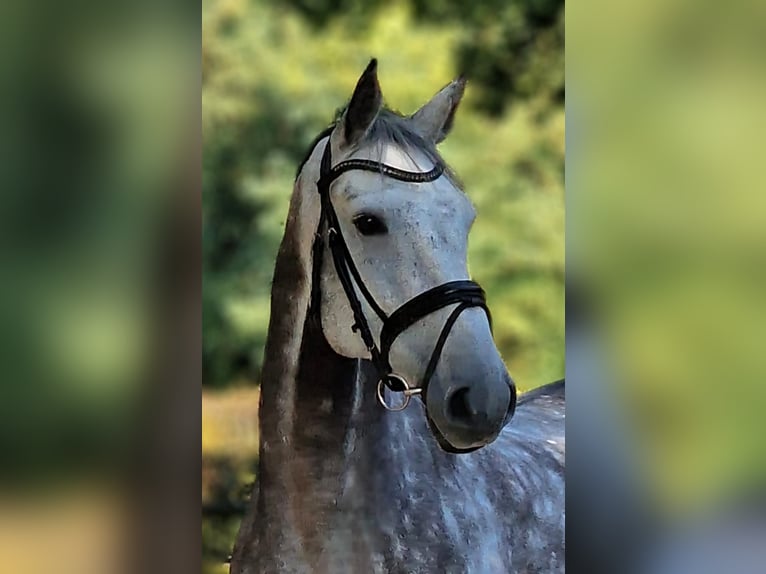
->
[[202, 0, 564, 391], [573, 0, 766, 511], [0, 1, 193, 484]]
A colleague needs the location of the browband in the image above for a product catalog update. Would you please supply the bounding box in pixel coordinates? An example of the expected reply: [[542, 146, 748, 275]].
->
[[326, 157, 444, 184]]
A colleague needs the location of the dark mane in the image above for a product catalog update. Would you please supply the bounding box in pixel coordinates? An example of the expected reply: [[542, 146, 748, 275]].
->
[[294, 108, 448, 180], [295, 124, 335, 179]]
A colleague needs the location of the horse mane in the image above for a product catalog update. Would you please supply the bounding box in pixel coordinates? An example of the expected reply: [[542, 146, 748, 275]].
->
[[295, 108, 449, 180]]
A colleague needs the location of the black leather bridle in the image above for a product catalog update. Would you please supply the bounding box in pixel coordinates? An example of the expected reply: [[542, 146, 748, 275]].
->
[[314, 133, 492, 411]]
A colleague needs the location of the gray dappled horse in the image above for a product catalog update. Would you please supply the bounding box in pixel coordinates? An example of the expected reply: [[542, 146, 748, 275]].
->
[[230, 60, 565, 574]]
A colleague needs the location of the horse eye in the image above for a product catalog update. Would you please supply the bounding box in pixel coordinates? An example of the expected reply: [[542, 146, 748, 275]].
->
[[352, 213, 388, 236]]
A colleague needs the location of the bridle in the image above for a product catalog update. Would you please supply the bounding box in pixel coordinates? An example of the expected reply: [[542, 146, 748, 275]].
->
[[313, 132, 492, 412]]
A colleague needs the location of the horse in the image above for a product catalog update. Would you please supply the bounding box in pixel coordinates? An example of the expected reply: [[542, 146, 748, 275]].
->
[[230, 59, 565, 574]]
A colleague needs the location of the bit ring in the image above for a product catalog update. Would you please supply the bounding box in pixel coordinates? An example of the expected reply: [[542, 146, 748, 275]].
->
[[376, 374, 422, 412]]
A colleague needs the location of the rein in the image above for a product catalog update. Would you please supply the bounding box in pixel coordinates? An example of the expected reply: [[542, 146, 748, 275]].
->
[[314, 133, 492, 411]]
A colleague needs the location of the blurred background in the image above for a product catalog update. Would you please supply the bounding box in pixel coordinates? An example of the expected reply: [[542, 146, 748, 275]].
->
[[0, 1, 199, 573], [569, 0, 766, 571], [202, 0, 564, 571]]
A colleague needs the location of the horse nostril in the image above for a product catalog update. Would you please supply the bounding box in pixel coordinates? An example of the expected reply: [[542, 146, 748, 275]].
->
[[447, 387, 477, 422]]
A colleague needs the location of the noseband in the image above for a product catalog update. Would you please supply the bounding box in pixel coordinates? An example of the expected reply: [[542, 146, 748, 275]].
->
[[314, 134, 492, 411]]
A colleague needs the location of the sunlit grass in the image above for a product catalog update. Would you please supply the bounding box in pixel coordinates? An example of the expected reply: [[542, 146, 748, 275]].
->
[[202, 387, 260, 457]]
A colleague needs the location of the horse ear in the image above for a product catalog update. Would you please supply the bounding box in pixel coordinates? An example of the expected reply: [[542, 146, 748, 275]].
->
[[340, 58, 383, 148], [410, 76, 466, 144]]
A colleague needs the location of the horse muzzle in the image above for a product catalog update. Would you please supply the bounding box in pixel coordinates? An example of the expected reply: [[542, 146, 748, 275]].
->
[[425, 371, 516, 453]]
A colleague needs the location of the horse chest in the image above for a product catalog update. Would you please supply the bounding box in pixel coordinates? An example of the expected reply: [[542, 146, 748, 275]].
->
[[301, 489, 507, 574], [251, 386, 564, 574], [290, 420, 516, 573]]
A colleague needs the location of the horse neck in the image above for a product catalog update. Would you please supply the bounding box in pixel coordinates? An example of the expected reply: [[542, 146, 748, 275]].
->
[[254, 312, 424, 560]]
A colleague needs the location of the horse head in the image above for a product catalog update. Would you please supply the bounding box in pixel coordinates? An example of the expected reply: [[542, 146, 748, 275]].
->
[[296, 60, 516, 452]]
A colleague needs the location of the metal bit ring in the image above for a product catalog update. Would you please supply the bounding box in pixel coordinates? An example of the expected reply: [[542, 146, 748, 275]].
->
[[376, 374, 422, 412]]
